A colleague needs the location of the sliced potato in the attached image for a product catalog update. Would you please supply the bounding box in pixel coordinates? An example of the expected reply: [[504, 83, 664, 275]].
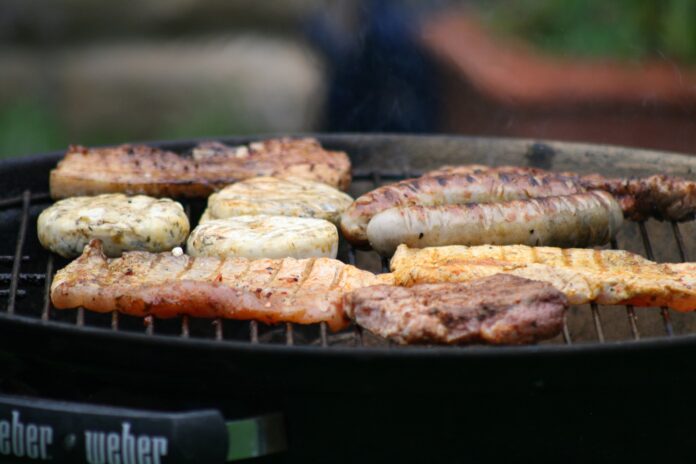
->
[[202, 176, 353, 225], [38, 194, 189, 258], [187, 215, 338, 259]]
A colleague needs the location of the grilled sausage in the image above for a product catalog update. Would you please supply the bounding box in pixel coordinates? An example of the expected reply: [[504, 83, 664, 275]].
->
[[429, 164, 696, 222], [366, 191, 623, 255], [340, 171, 586, 247]]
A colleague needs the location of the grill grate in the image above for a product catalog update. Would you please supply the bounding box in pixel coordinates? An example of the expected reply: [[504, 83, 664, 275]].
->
[[2, 171, 696, 348]]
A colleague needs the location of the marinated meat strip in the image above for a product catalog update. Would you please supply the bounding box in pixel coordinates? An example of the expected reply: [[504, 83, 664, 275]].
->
[[390, 244, 696, 311], [430, 164, 696, 221], [50, 240, 388, 330], [345, 275, 567, 345], [340, 171, 587, 247], [50, 138, 351, 199]]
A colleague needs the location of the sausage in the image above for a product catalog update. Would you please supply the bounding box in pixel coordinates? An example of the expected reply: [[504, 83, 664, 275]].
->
[[365, 191, 623, 255], [340, 171, 586, 247], [429, 164, 696, 222]]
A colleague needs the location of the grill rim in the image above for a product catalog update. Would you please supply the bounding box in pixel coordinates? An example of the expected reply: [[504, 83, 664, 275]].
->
[[3, 133, 696, 358]]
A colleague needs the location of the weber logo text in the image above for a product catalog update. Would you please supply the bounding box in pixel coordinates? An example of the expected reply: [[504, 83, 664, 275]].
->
[[85, 422, 168, 464], [0, 410, 53, 460]]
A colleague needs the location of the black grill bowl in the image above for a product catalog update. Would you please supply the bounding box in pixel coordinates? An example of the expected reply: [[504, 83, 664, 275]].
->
[[1, 134, 696, 463]]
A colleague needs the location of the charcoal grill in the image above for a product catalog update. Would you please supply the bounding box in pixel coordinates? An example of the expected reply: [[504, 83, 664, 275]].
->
[[1, 134, 696, 463]]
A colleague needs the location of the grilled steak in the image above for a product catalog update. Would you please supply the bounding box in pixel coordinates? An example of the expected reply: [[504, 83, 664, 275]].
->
[[51, 240, 388, 330], [50, 138, 351, 199], [366, 191, 622, 255], [340, 171, 586, 247], [390, 244, 696, 311], [345, 275, 567, 345], [431, 165, 696, 221]]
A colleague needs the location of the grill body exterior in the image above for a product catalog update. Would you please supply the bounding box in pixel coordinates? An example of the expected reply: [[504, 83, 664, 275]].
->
[[1, 134, 696, 462]]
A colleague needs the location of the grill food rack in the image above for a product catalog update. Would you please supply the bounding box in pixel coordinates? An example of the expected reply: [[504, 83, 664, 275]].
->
[[2, 134, 696, 463]]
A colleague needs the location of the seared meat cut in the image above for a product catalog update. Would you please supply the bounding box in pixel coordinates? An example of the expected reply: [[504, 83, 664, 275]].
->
[[390, 244, 696, 311], [50, 138, 351, 199], [51, 240, 388, 330], [345, 274, 567, 345]]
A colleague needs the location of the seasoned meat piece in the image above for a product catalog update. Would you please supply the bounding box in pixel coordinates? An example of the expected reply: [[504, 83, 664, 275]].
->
[[51, 240, 388, 330], [340, 171, 586, 247], [345, 275, 567, 345], [201, 176, 353, 225], [37, 194, 189, 258], [390, 244, 696, 312], [50, 138, 351, 199], [187, 215, 339, 259], [428, 164, 696, 222], [366, 191, 622, 255]]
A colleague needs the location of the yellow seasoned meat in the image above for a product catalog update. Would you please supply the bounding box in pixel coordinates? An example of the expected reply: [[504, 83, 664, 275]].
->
[[390, 244, 696, 311], [37, 194, 189, 258], [51, 240, 388, 330], [187, 215, 339, 259], [202, 176, 353, 225]]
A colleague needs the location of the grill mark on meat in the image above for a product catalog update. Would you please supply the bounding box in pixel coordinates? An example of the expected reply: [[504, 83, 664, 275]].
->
[[175, 256, 194, 280], [295, 258, 316, 294], [329, 264, 346, 292], [560, 249, 571, 267]]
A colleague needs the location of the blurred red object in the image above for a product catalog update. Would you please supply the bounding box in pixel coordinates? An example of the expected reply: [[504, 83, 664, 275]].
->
[[421, 13, 696, 154]]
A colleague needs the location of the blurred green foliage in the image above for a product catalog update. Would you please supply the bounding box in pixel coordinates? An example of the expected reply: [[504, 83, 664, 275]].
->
[[0, 99, 259, 158], [481, 0, 696, 62]]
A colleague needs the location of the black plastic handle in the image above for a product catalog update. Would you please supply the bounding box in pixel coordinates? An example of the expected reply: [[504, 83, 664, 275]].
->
[[0, 394, 285, 463]]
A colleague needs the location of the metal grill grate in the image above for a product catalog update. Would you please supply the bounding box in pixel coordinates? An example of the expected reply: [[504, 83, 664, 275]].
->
[[2, 171, 695, 348]]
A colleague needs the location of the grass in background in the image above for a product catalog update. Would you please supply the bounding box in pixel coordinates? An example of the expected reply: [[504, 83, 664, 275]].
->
[[0, 98, 262, 158], [0, 101, 67, 158]]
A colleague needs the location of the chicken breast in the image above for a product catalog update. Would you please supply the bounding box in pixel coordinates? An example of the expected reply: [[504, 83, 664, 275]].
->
[[50, 138, 352, 199], [345, 275, 567, 345], [37, 194, 189, 258], [187, 215, 339, 259], [390, 244, 696, 311], [201, 176, 353, 225], [50, 240, 387, 330]]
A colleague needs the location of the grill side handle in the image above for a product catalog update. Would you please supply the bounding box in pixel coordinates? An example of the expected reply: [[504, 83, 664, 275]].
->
[[0, 393, 286, 463]]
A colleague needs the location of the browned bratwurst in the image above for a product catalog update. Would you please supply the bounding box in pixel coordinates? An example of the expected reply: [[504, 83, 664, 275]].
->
[[50, 138, 351, 199], [340, 171, 586, 247], [366, 191, 623, 255], [432, 165, 696, 221]]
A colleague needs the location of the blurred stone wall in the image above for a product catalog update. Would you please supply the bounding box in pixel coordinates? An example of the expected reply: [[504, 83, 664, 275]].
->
[[0, 0, 328, 155]]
